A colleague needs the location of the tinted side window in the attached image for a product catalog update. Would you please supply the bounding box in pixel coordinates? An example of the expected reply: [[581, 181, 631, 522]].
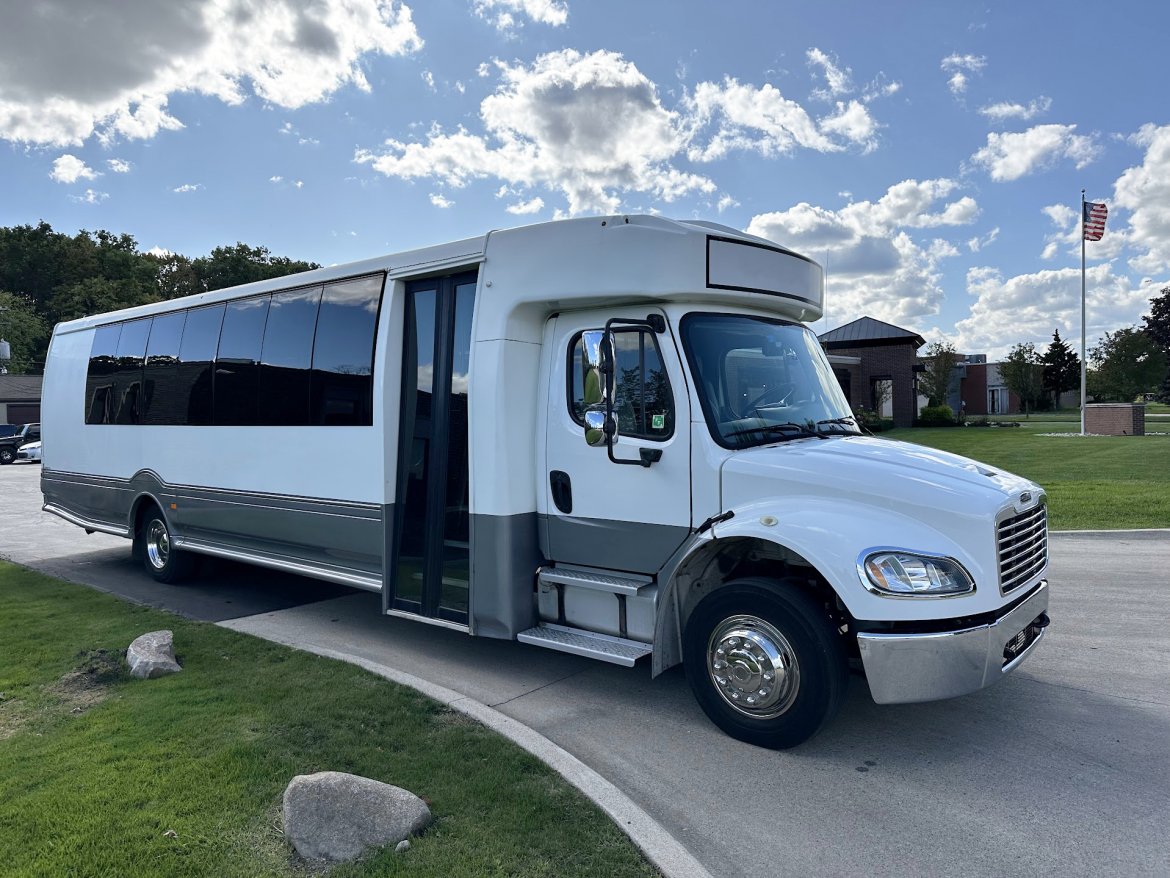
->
[[178, 305, 225, 426], [142, 312, 187, 425], [214, 297, 271, 426], [259, 286, 322, 425], [113, 318, 152, 424], [569, 329, 675, 440], [311, 275, 383, 425], [86, 324, 122, 425]]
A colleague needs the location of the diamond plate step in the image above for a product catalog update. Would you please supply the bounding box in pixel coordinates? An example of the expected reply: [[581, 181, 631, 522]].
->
[[516, 623, 652, 666], [538, 567, 651, 596]]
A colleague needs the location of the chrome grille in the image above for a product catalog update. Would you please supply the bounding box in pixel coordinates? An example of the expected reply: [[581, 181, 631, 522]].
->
[[998, 503, 1048, 594]]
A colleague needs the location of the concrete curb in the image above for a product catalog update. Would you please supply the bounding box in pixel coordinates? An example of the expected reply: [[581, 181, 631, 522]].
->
[[1051, 528, 1170, 535], [216, 624, 712, 878]]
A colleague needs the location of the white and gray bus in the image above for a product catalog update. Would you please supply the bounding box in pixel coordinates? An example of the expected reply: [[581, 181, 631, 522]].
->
[[41, 215, 1050, 747]]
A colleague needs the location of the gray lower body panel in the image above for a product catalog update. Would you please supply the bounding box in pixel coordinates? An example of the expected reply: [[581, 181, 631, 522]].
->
[[541, 513, 690, 574], [469, 512, 541, 639]]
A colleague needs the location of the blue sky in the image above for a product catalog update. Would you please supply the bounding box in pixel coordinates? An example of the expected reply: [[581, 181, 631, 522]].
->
[[2, 0, 1167, 357]]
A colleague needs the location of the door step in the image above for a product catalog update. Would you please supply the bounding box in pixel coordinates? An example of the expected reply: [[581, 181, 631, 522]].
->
[[516, 623, 652, 667], [537, 566, 651, 596]]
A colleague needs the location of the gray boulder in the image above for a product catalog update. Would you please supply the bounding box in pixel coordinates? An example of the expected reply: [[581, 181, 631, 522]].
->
[[283, 771, 431, 863], [126, 630, 182, 679]]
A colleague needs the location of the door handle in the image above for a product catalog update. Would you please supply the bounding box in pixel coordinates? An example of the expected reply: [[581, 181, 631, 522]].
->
[[550, 470, 572, 514]]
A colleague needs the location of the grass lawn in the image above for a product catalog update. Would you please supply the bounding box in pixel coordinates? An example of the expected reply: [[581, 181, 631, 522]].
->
[[0, 563, 655, 878], [885, 423, 1170, 530]]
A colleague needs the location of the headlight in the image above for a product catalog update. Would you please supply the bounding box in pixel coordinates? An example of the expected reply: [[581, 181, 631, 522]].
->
[[859, 550, 975, 597]]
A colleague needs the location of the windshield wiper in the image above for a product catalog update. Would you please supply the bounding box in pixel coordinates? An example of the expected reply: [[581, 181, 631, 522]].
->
[[727, 421, 828, 441], [815, 416, 864, 436]]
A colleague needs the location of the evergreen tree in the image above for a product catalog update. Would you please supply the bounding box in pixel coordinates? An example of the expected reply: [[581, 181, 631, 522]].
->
[[1040, 329, 1080, 409]]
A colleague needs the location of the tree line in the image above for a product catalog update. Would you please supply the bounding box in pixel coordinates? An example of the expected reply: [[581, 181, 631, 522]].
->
[[0, 221, 320, 374], [920, 286, 1170, 414]]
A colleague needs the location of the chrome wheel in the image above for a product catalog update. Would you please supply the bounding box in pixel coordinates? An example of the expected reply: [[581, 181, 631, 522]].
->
[[707, 614, 801, 719], [145, 519, 170, 571]]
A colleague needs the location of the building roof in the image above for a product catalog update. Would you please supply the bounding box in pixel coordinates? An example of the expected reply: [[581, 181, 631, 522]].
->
[[0, 374, 43, 402], [818, 316, 926, 350]]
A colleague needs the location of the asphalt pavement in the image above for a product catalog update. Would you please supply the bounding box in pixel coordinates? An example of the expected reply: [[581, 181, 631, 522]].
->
[[2, 462, 1168, 878]]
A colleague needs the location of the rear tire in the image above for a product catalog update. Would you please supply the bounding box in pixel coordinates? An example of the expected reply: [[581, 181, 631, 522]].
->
[[138, 507, 195, 583], [683, 578, 848, 749]]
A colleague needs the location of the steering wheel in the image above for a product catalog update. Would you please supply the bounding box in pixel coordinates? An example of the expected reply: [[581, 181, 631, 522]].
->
[[742, 384, 793, 416]]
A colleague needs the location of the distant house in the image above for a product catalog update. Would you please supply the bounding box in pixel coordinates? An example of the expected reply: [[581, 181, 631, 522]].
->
[[819, 317, 925, 428], [0, 374, 42, 425]]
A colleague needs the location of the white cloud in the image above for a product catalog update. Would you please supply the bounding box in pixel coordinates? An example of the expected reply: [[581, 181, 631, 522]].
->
[[106, 158, 131, 173], [50, 154, 98, 183], [951, 263, 1155, 359], [356, 49, 887, 215], [807, 48, 852, 99], [716, 194, 739, 213], [971, 124, 1100, 181], [978, 96, 1051, 123], [941, 53, 986, 95], [429, 192, 454, 208], [293, 179, 303, 189], [0, 0, 422, 147], [422, 70, 436, 91], [69, 188, 108, 204], [505, 196, 544, 214], [173, 183, 203, 193], [746, 179, 979, 326], [473, 0, 568, 30], [270, 175, 283, 183], [967, 227, 999, 252], [1113, 123, 1170, 276]]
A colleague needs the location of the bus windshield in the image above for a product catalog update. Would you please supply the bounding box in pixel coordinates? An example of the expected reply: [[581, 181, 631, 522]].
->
[[680, 312, 860, 449]]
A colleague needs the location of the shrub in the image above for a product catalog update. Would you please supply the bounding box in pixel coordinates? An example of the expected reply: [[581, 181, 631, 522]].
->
[[916, 405, 956, 427], [853, 408, 894, 432]]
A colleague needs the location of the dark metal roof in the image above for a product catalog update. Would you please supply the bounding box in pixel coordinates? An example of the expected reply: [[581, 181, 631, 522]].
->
[[818, 316, 926, 349], [0, 375, 43, 402]]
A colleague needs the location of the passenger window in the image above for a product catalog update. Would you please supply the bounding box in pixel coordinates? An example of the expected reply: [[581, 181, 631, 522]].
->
[[311, 275, 383, 425], [260, 286, 322, 425], [178, 305, 225, 425], [214, 296, 271, 426], [112, 318, 152, 425], [569, 329, 675, 440], [142, 312, 186, 425], [85, 323, 123, 425]]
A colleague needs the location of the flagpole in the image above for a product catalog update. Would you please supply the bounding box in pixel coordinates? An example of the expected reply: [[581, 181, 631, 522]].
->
[[1080, 189, 1087, 436]]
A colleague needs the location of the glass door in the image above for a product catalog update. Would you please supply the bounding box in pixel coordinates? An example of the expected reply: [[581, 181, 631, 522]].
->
[[388, 271, 476, 625]]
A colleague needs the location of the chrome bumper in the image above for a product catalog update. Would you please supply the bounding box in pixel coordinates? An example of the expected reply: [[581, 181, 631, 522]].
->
[[856, 581, 1049, 705]]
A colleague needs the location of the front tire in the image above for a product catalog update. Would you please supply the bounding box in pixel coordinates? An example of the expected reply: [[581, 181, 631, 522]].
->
[[138, 508, 195, 583], [683, 578, 848, 749], [0, 447, 15, 465]]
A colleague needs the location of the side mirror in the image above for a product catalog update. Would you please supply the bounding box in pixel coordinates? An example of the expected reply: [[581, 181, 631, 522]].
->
[[581, 329, 620, 447]]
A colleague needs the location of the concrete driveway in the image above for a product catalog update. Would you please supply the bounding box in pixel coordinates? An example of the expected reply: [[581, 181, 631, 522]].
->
[[2, 463, 1167, 877]]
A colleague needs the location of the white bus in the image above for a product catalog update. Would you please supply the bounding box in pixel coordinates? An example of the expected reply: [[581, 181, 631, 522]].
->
[[41, 215, 1050, 747]]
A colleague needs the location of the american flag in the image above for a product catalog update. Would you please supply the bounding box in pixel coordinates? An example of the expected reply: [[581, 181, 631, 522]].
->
[[1083, 201, 1108, 241]]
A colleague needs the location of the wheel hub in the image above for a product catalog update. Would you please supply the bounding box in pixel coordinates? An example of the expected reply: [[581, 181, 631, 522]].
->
[[708, 615, 800, 719], [146, 520, 170, 570]]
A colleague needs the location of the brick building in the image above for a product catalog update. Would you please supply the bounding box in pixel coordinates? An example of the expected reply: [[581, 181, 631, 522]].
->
[[819, 317, 925, 428]]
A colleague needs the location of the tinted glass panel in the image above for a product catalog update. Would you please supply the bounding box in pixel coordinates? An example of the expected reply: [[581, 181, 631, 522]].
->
[[113, 318, 152, 424], [440, 281, 475, 615], [178, 305, 225, 426], [569, 329, 674, 440], [214, 296, 271, 426], [142, 312, 187, 425], [311, 275, 383, 425], [259, 286, 322, 425], [86, 323, 122, 424]]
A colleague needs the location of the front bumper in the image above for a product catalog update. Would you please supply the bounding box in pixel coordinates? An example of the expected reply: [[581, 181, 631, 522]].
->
[[856, 581, 1049, 705]]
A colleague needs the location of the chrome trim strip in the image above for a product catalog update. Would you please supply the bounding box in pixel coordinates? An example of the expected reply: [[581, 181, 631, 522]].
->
[[383, 609, 470, 633], [1002, 625, 1046, 674], [172, 537, 383, 592], [42, 503, 130, 537]]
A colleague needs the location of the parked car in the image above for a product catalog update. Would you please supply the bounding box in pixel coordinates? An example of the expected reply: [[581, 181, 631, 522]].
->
[[0, 423, 39, 465], [0, 424, 21, 439], [17, 440, 42, 463]]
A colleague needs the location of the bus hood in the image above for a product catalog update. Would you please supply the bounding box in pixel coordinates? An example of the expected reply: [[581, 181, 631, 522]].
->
[[721, 435, 1040, 523]]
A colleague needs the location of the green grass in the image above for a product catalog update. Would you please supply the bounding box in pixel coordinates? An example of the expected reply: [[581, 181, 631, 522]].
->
[[0, 564, 656, 878], [885, 424, 1170, 530]]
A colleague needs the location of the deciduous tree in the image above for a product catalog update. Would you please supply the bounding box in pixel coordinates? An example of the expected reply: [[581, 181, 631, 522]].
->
[[1141, 285, 1170, 402], [1000, 343, 1044, 416], [920, 341, 959, 408], [1089, 326, 1168, 403]]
